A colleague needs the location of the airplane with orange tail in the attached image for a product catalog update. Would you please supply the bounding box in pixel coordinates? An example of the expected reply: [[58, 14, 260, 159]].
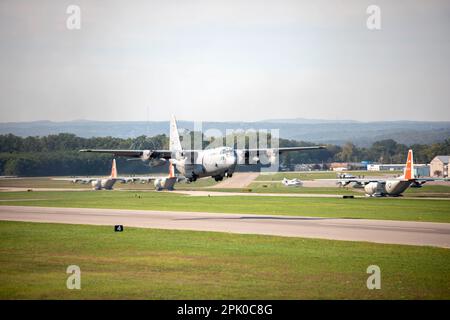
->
[[55, 159, 181, 191], [53, 159, 135, 190], [332, 149, 449, 197], [134, 161, 179, 191]]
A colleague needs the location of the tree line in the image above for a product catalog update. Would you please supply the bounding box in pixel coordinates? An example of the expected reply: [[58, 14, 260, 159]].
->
[[0, 133, 448, 176]]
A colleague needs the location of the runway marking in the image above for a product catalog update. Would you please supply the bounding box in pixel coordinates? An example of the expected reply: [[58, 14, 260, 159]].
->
[[0, 205, 449, 248]]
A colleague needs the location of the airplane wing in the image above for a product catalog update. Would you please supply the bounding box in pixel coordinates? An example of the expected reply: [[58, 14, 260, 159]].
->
[[129, 176, 158, 183], [246, 146, 326, 153], [334, 177, 450, 183], [323, 177, 450, 186], [52, 177, 97, 184], [80, 146, 325, 158], [413, 177, 450, 182], [79, 149, 172, 159], [112, 177, 140, 183], [319, 178, 385, 186]]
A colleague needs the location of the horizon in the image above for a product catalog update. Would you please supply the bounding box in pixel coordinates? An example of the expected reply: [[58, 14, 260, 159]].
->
[[2, 117, 450, 124]]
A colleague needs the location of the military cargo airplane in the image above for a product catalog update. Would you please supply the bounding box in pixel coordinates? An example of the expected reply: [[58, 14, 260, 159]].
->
[[54, 159, 133, 190], [135, 162, 179, 191], [332, 150, 449, 197], [80, 116, 325, 182]]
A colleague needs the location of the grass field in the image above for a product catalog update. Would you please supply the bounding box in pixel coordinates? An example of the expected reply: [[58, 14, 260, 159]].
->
[[245, 183, 361, 195], [403, 185, 450, 197], [1, 191, 450, 222], [202, 186, 361, 195], [0, 221, 448, 299]]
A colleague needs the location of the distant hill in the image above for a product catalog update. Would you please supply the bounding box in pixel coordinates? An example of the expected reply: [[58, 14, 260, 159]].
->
[[0, 119, 449, 147], [259, 118, 359, 124]]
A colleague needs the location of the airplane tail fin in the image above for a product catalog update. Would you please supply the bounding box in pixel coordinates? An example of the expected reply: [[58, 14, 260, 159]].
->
[[169, 115, 183, 153], [404, 149, 414, 180], [168, 161, 175, 178], [110, 159, 117, 178]]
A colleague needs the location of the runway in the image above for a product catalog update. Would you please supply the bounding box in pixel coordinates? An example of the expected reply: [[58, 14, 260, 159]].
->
[[1, 205, 449, 248], [210, 172, 260, 188]]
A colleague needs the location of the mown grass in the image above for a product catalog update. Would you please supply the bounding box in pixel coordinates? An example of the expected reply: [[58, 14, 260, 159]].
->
[[245, 182, 361, 195], [0, 221, 449, 299], [1, 191, 450, 222], [404, 185, 450, 197]]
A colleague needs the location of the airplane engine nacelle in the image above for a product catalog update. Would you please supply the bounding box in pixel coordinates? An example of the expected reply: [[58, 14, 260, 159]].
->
[[265, 149, 277, 164], [154, 178, 165, 191], [91, 180, 101, 190], [149, 158, 167, 167], [100, 179, 109, 188], [364, 182, 379, 196], [140, 150, 152, 161], [154, 177, 177, 191]]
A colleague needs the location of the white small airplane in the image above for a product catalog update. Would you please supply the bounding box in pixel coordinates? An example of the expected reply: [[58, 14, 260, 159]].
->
[[337, 173, 356, 179], [331, 150, 449, 197], [282, 178, 303, 187], [54, 159, 134, 190]]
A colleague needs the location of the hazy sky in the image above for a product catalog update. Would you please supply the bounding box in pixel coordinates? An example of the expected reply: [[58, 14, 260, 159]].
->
[[1, 0, 449, 122]]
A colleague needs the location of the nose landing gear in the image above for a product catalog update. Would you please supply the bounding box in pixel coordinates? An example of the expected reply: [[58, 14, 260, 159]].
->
[[224, 171, 233, 178]]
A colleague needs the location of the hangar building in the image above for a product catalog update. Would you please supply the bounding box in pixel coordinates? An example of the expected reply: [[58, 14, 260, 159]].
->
[[430, 156, 449, 178]]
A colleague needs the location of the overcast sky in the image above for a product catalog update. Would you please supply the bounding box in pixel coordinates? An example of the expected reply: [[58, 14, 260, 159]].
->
[[0, 0, 449, 122]]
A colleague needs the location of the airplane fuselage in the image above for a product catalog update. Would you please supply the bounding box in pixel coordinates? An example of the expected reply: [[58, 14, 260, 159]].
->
[[91, 178, 117, 190], [364, 180, 412, 197], [173, 147, 238, 181]]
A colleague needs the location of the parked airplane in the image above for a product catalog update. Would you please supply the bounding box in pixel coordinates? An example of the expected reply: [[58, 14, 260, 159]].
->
[[333, 150, 449, 197], [80, 116, 325, 182], [54, 159, 133, 190], [337, 173, 356, 179], [135, 162, 180, 191], [282, 178, 303, 187]]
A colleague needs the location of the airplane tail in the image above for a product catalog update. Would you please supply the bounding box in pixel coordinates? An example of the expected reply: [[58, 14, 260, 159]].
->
[[404, 149, 414, 180], [110, 159, 117, 178], [169, 115, 183, 153]]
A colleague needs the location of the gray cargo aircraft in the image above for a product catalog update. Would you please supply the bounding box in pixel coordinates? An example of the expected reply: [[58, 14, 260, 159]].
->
[[332, 150, 449, 197], [80, 116, 325, 182], [54, 159, 133, 190]]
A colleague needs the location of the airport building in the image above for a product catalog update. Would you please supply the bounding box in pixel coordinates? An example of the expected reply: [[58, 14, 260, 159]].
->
[[430, 155, 449, 177], [329, 162, 367, 171], [367, 163, 430, 177]]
